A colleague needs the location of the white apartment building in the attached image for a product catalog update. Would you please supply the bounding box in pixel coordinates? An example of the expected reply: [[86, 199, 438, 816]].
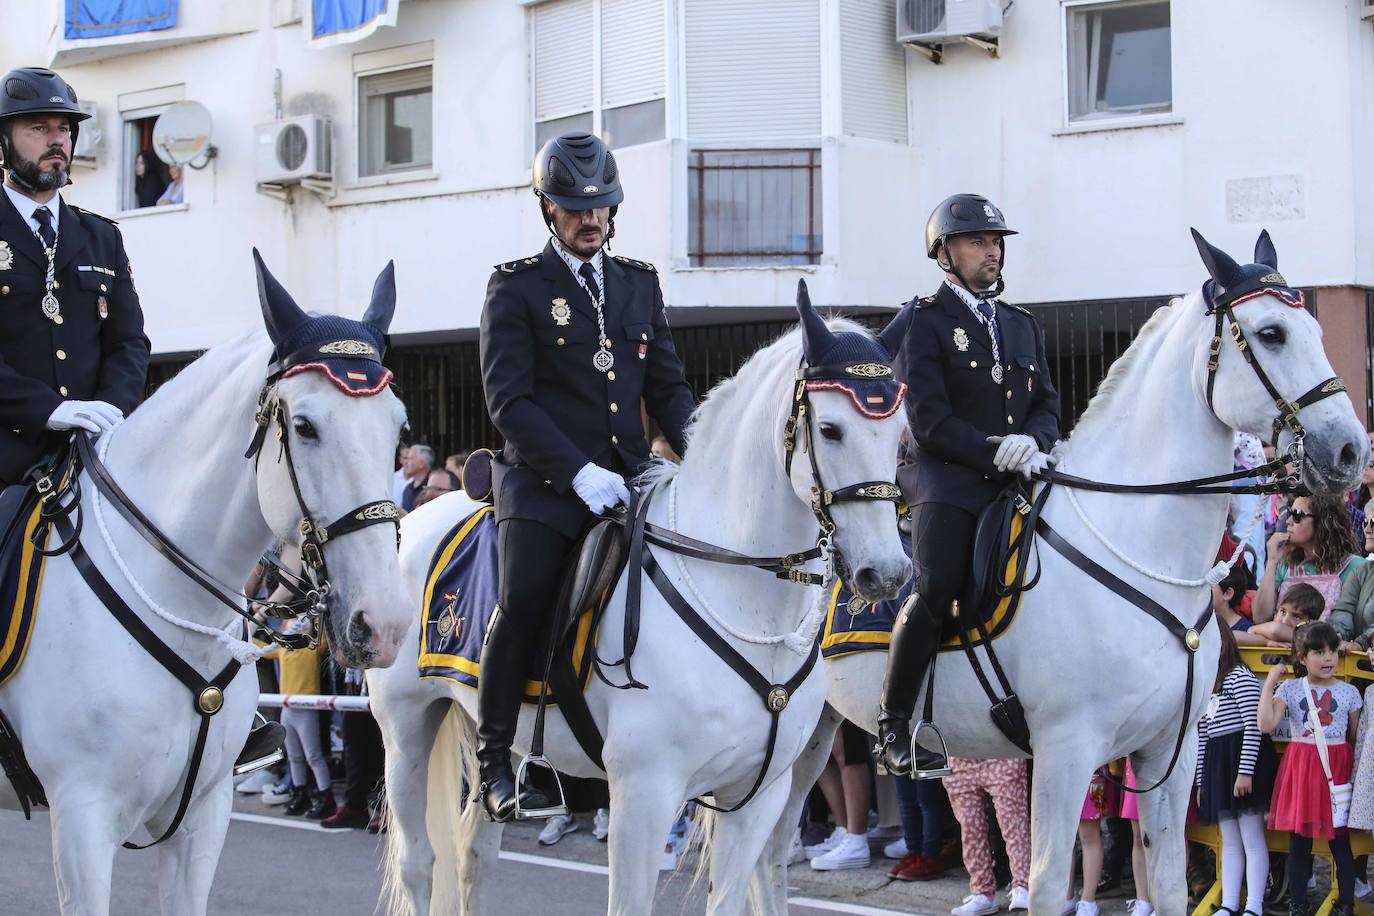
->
[[5, 0, 1372, 454]]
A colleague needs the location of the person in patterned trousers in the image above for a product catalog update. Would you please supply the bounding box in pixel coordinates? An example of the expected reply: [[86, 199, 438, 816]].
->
[[944, 757, 1032, 915]]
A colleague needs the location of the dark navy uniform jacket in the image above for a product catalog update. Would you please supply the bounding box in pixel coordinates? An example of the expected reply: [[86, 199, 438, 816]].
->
[[0, 192, 150, 484], [479, 240, 696, 538], [890, 283, 1060, 514]]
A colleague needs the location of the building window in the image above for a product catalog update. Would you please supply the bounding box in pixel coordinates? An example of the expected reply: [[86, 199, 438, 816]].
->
[[1065, 0, 1171, 123], [358, 65, 433, 177], [687, 149, 821, 267], [532, 0, 666, 151], [121, 112, 171, 211]]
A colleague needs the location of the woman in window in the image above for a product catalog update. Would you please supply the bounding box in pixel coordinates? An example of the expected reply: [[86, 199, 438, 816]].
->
[[134, 150, 166, 209], [1254, 492, 1365, 624], [156, 163, 183, 206]]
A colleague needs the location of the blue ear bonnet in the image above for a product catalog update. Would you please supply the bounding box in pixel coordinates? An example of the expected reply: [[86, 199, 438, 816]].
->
[[273, 314, 392, 396], [802, 328, 906, 419], [1193, 228, 1305, 314]]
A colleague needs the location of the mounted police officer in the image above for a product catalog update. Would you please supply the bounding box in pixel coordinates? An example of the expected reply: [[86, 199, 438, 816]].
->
[[877, 194, 1061, 778], [0, 67, 149, 486], [477, 131, 696, 821]]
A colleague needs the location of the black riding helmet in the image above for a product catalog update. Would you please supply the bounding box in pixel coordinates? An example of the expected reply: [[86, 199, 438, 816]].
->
[[533, 131, 623, 233], [0, 67, 89, 191], [925, 193, 1018, 299]]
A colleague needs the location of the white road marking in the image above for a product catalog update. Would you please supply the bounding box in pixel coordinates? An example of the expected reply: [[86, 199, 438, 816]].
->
[[497, 850, 609, 875], [229, 812, 336, 833], [792, 898, 928, 916]]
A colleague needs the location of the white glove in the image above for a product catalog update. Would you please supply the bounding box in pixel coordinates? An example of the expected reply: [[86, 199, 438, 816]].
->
[[46, 400, 123, 436], [1018, 450, 1053, 480], [987, 434, 1038, 473], [571, 462, 631, 515]]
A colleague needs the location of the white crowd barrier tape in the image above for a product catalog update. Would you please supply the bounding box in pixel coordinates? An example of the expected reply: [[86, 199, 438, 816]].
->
[[258, 693, 372, 712]]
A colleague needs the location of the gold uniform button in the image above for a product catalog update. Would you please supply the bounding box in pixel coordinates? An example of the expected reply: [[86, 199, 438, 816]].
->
[[1006, 391, 1013, 400], [605, 339, 612, 348], [54, 315, 63, 324], [556, 337, 565, 347], [610, 403, 619, 413], [99, 283, 107, 292], [607, 371, 616, 381], [611, 435, 619, 444], [641, 333, 648, 341], [59, 386, 68, 396], [1, 286, 8, 295], [1007, 415, 1014, 424], [969, 360, 978, 369], [52, 280, 60, 290], [56, 349, 66, 360]]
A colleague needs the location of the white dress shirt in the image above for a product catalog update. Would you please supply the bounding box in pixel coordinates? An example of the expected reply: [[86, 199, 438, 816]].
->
[[3, 182, 60, 240]]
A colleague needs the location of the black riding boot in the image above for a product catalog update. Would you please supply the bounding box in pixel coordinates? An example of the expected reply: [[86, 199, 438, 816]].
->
[[877, 594, 949, 778], [475, 607, 552, 822], [235, 718, 286, 772]]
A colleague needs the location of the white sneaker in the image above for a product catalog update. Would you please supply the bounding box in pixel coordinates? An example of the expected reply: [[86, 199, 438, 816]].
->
[[804, 826, 847, 858], [1076, 902, 1100, 916], [234, 769, 274, 794], [809, 832, 870, 871], [1358, 877, 1374, 900], [952, 894, 1000, 916], [1060, 899, 1078, 916], [787, 834, 807, 866], [538, 813, 579, 846], [1125, 900, 1153, 916], [883, 837, 909, 859], [1008, 887, 1029, 911], [592, 807, 609, 841], [868, 824, 903, 845]]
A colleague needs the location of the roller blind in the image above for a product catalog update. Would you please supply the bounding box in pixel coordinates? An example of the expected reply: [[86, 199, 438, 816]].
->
[[841, 0, 908, 142], [534, 0, 594, 121], [601, 0, 665, 108]]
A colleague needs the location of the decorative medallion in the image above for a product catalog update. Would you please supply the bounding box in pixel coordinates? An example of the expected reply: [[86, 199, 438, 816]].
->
[[41, 293, 60, 320], [437, 614, 453, 636], [0, 241, 11, 270], [356, 503, 401, 522], [97, 296, 108, 320], [991, 364, 1004, 384], [1184, 628, 1201, 652], [1322, 379, 1347, 394], [551, 298, 571, 326], [638, 343, 648, 360], [318, 339, 378, 357], [846, 595, 867, 616], [844, 362, 894, 379], [1259, 272, 1287, 285], [953, 328, 970, 352], [857, 483, 901, 501], [593, 348, 614, 372], [983, 204, 997, 219], [766, 686, 790, 712], [197, 686, 225, 715]]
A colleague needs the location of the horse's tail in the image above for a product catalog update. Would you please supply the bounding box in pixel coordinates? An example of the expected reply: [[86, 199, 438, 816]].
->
[[378, 703, 476, 916], [679, 807, 767, 915]]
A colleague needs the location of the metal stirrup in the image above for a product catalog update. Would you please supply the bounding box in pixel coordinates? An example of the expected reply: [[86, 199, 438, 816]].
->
[[911, 720, 953, 780], [513, 754, 568, 820]]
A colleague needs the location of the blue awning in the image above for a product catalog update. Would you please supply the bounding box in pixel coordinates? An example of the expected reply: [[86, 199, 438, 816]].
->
[[64, 0, 178, 39], [307, 0, 397, 47]]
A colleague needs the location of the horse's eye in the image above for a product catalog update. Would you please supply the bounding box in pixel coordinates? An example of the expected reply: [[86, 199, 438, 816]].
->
[[293, 417, 318, 440], [819, 422, 843, 442], [1257, 325, 1285, 346]]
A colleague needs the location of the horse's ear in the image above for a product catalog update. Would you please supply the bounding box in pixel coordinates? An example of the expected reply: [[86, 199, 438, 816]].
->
[[252, 248, 308, 347], [1254, 230, 1278, 270], [1190, 228, 1242, 291], [878, 306, 912, 361], [796, 279, 835, 362], [363, 260, 397, 334]]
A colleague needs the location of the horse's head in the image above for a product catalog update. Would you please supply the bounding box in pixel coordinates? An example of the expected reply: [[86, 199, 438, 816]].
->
[[1192, 229, 1368, 494], [788, 280, 911, 601], [249, 250, 412, 668]]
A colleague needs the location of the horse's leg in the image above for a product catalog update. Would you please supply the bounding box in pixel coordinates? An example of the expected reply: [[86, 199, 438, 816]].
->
[[750, 707, 843, 916], [49, 794, 120, 916], [378, 698, 451, 915], [705, 777, 795, 916], [155, 781, 233, 916], [1132, 740, 1197, 916], [1028, 739, 1103, 916], [605, 768, 687, 916]]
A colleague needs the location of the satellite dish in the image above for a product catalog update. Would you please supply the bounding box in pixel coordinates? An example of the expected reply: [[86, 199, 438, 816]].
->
[[152, 101, 215, 167]]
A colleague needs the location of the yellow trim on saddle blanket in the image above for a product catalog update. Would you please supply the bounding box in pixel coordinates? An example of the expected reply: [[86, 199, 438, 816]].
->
[[0, 501, 52, 687], [820, 509, 1028, 658], [416, 505, 597, 702]]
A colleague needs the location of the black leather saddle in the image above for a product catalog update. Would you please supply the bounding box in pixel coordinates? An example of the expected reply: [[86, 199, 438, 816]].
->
[[940, 481, 1045, 643]]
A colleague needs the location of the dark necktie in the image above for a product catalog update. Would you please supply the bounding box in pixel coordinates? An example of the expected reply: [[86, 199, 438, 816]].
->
[[578, 261, 601, 305], [32, 206, 55, 250]]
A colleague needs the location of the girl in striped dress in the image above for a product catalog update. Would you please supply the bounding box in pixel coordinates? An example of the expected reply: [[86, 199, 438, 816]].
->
[[1196, 623, 1277, 916]]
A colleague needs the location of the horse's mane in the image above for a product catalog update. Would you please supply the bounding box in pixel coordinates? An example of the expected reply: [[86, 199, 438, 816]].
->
[[637, 317, 873, 490], [1066, 295, 1188, 441], [136, 330, 270, 421]]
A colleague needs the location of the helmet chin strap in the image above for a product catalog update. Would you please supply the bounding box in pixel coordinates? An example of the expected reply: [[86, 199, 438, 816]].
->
[[939, 242, 1005, 301], [0, 133, 68, 195]]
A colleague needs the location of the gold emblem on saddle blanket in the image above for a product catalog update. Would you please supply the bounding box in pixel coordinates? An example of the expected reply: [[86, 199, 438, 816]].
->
[[0, 241, 12, 271], [437, 591, 460, 638], [846, 595, 868, 616], [953, 328, 970, 352], [318, 339, 377, 357], [551, 298, 571, 326]]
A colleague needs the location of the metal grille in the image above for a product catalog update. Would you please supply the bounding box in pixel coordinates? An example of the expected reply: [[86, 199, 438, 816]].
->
[[688, 149, 822, 267], [900, 0, 945, 36]]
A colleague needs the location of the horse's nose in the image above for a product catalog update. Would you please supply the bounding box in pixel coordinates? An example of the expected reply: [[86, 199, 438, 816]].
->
[[349, 607, 404, 667], [854, 561, 908, 601], [1336, 437, 1362, 479]]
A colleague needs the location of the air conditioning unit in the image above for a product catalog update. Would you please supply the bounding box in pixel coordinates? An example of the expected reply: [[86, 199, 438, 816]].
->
[[72, 100, 100, 166], [1364, 0, 1374, 21], [898, 0, 1002, 45], [254, 115, 331, 184]]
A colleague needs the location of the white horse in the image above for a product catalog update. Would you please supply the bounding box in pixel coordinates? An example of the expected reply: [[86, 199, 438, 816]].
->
[[368, 292, 913, 916], [754, 231, 1369, 916], [0, 253, 413, 916]]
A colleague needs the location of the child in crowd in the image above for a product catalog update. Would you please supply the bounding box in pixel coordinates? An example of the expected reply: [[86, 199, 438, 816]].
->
[[1261, 622, 1362, 916], [1211, 562, 1256, 633], [944, 757, 1030, 915], [259, 619, 336, 820], [1196, 623, 1277, 916], [1066, 769, 1115, 916], [1235, 583, 1323, 648]]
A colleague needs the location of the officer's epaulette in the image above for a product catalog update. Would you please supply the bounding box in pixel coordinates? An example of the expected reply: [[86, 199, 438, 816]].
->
[[612, 255, 656, 273], [913, 295, 937, 309], [494, 254, 543, 274], [70, 205, 118, 226], [1000, 301, 1034, 317]]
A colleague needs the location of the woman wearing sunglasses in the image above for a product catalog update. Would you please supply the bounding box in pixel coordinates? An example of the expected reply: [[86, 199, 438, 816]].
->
[[1255, 492, 1365, 625]]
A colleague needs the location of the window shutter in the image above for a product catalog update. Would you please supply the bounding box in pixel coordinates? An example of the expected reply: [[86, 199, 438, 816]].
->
[[602, 0, 665, 109], [841, 0, 907, 142], [684, 0, 821, 143], [534, 0, 594, 121]]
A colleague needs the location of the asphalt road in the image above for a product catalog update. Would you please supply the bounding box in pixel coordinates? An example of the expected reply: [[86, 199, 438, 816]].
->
[[0, 794, 980, 915]]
